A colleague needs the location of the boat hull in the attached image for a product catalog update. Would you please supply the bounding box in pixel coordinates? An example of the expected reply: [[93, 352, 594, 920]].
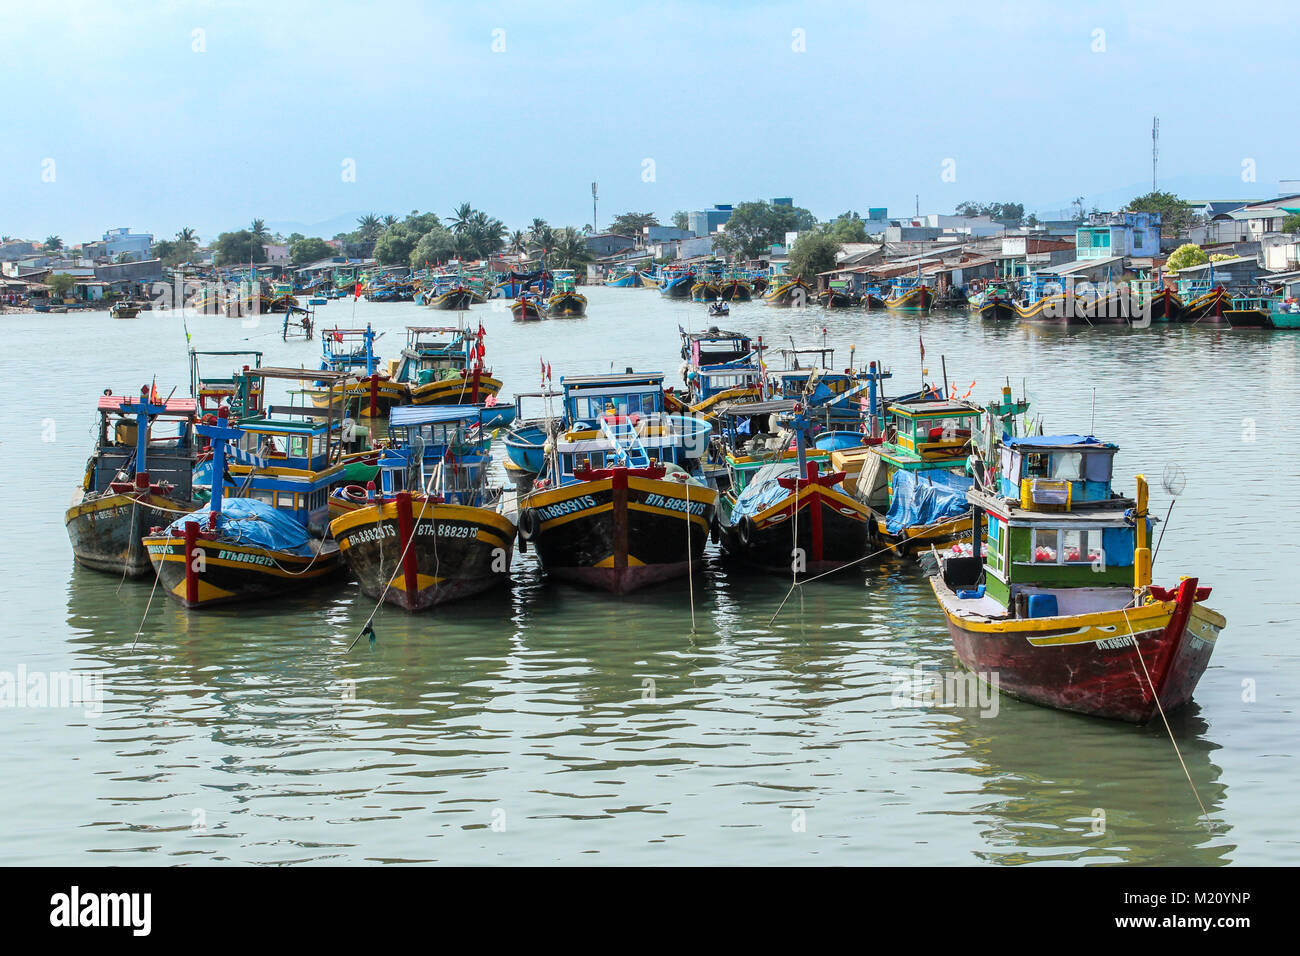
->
[[143, 532, 343, 608], [932, 576, 1225, 723], [860, 293, 886, 310], [763, 280, 813, 307], [660, 276, 694, 299], [722, 482, 870, 574], [65, 489, 197, 577], [511, 300, 545, 321], [408, 372, 502, 405], [331, 499, 515, 611], [310, 378, 409, 416], [546, 292, 587, 317], [977, 300, 1016, 321], [1182, 288, 1230, 322], [428, 290, 476, 310], [717, 280, 752, 301], [521, 472, 717, 594], [885, 287, 934, 311]]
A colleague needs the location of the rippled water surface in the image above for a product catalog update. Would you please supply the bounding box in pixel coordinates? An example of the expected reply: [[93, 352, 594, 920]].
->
[[2, 288, 1296, 865]]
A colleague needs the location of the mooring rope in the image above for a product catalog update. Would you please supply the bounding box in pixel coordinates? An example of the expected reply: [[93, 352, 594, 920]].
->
[[1120, 605, 1212, 828], [346, 493, 436, 651]]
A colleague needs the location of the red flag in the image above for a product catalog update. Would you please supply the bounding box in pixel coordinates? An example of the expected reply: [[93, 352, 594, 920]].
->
[[333, 330, 343, 344], [546, 363, 552, 382], [919, 333, 925, 362], [150, 377, 159, 405], [354, 282, 363, 299], [540, 357, 545, 379]]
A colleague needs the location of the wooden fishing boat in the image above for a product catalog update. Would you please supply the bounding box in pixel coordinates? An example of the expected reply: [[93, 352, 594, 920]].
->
[[545, 270, 588, 316], [189, 348, 265, 417], [638, 269, 661, 290], [517, 372, 717, 594], [389, 325, 501, 405], [930, 435, 1225, 723], [716, 268, 753, 301], [1132, 280, 1184, 322], [884, 278, 935, 311], [716, 404, 870, 574], [1222, 293, 1274, 328], [816, 282, 859, 309], [143, 410, 346, 608], [968, 281, 1016, 321], [762, 274, 813, 307], [109, 302, 141, 319], [308, 325, 408, 416], [511, 293, 546, 320], [425, 273, 478, 310], [502, 389, 563, 478], [855, 389, 1028, 556], [65, 388, 200, 576], [859, 285, 887, 310], [1013, 275, 1088, 324], [658, 266, 694, 299], [749, 273, 768, 296], [330, 405, 515, 610], [280, 306, 314, 340], [1179, 282, 1230, 322], [605, 268, 641, 288], [673, 325, 764, 417]]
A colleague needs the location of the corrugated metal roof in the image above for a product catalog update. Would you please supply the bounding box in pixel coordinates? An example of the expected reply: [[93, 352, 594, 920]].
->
[[389, 405, 483, 427]]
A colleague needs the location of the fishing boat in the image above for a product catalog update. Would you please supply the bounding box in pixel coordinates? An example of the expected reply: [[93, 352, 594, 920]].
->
[[884, 276, 935, 312], [1268, 298, 1300, 329], [109, 302, 141, 319], [707, 300, 729, 318], [267, 281, 299, 314], [1221, 292, 1274, 328], [502, 389, 564, 483], [65, 387, 200, 576], [816, 281, 859, 309], [749, 272, 769, 297], [516, 372, 717, 594], [143, 409, 346, 608], [189, 348, 265, 417], [859, 282, 887, 310], [716, 267, 753, 302], [1131, 279, 1183, 323], [855, 388, 1028, 556], [545, 270, 588, 317], [715, 403, 871, 575], [1178, 280, 1230, 322], [658, 265, 695, 299], [329, 405, 515, 610], [425, 273, 479, 310], [511, 292, 546, 321], [672, 325, 765, 417], [308, 324, 408, 417], [691, 262, 723, 302], [762, 273, 813, 307], [1014, 274, 1088, 324], [638, 268, 661, 290], [968, 279, 1016, 321], [767, 344, 871, 429], [389, 325, 501, 405], [493, 269, 547, 298], [605, 268, 641, 288], [929, 434, 1226, 723]]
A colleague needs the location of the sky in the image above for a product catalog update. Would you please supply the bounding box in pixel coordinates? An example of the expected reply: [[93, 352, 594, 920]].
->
[[3, 0, 1299, 245]]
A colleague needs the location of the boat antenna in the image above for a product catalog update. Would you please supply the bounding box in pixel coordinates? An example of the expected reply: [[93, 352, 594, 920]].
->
[[1090, 386, 1096, 435]]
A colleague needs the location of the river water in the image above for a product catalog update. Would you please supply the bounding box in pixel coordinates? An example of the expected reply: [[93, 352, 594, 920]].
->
[[2, 286, 1296, 865]]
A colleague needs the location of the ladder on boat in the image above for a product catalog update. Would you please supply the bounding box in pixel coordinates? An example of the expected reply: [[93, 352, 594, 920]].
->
[[600, 415, 651, 469]]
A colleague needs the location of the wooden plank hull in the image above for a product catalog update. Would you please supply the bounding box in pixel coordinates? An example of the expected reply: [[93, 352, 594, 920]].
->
[[885, 287, 934, 311], [978, 300, 1016, 321], [143, 532, 344, 608], [331, 499, 515, 611], [722, 483, 870, 574], [65, 489, 198, 577], [521, 473, 717, 594], [545, 292, 587, 317], [408, 372, 502, 405], [932, 576, 1225, 723]]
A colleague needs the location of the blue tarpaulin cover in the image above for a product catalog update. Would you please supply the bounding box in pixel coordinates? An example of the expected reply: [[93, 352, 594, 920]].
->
[[885, 469, 974, 535], [731, 462, 800, 520], [1001, 434, 1103, 448], [165, 498, 314, 555]]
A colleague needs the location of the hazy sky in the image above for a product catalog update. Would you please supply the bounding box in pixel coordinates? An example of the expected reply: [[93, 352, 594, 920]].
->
[[3, 0, 1297, 243]]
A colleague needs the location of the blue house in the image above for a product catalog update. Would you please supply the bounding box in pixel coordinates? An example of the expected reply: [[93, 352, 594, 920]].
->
[[1076, 212, 1161, 260]]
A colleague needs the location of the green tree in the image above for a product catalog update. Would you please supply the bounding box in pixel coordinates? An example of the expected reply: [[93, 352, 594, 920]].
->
[[508, 229, 526, 254], [713, 200, 817, 259], [153, 238, 197, 267], [1166, 242, 1208, 272], [787, 226, 842, 281], [828, 212, 868, 243], [290, 237, 335, 265], [1281, 214, 1300, 234], [1127, 190, 1195, 237], [373, 227, 417, 266], [47, 272, 76, 298], [355, 214, 382, 241], [248, 219, 269, 241], [608, 212, 658, 237], [549, 227, 592, 270], [44, 235, 63, 252], [409, 225, 457, 268], [446, 202, 476, 235], [176, 226, 198, 243], [671, 210, 690, 231], [213, 230, 268, 266]]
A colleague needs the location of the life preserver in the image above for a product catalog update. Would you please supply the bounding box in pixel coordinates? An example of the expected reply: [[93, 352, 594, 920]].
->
[[709, 517, 721, 544], [518, 508, 540, 541], [342, 484, 369, 502], [736, 516, 754, 547]]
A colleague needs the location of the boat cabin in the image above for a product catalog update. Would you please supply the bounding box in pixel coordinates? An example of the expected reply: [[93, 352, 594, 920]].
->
[[219, 417, 343, 534], [189, 349, 264, 416], [886, 399, 982, 465], [994, 435, 1117, 505], [88, 389, 197, 496], [320, 325, 381, 378], [560, 371, 667, 423], [372, 405, 497, 507], [394, 326, 474, 385], [680, 326, 754, 367]]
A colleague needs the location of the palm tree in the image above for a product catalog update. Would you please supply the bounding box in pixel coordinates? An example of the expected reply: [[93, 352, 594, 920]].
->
[[526, 225, 557, 263], [176, 227, 198, 243], [550, 227, 592, 270], [382, 214, 398, 228], [356, 214, 382, 241], [44, 235, 63, 252], [1, 235, 13, 243], [446, 202, 476, 236], [527, 218, 549, 242], [466, 211, 505, 259], [508, 230, 526, 254], [249, 219, 269, 241]]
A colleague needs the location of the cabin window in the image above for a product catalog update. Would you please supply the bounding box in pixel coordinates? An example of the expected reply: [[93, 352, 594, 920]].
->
[[1031, 528, 1058, 563], [1061, 529, 1101, 565], [1084, 453, 1112, 483], [1051, 452, 1083, 481], [250, 489, 275, 505], [288, 435, 309, 458], [986, 516, 1004, 575], [1025, 453, 1050, 479]]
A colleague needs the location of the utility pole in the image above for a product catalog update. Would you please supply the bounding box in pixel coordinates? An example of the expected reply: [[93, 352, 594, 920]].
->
[[591, 182, 598, 234], [1152, 116, 1159, 192]]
